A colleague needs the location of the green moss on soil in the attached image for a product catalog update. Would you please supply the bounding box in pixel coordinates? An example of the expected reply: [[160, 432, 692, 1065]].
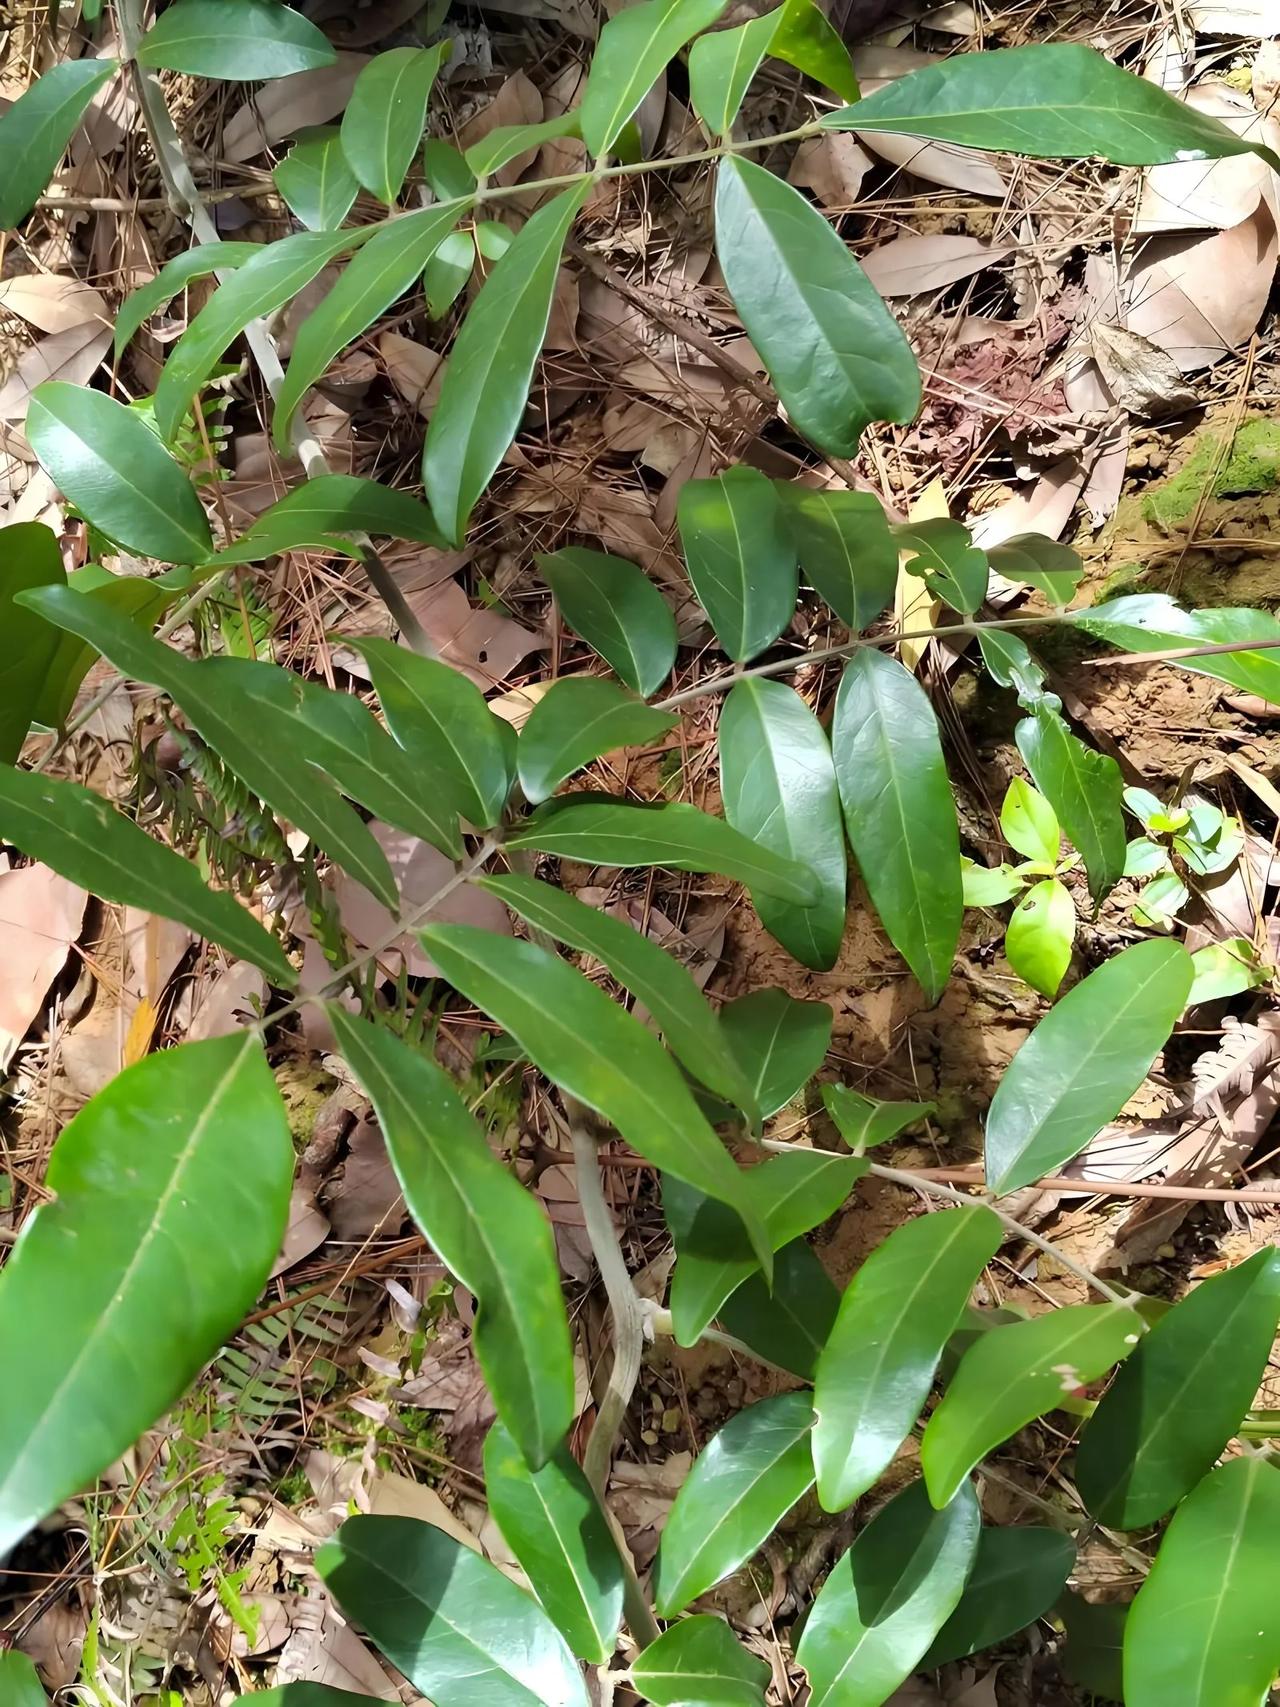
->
[[1142, 417, 1280, 529]]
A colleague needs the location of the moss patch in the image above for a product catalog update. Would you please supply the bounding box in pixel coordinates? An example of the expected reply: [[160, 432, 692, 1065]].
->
[[1142, 417, 1280, 529]]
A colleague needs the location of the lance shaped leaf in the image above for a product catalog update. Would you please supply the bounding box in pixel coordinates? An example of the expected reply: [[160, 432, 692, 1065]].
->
[[823, 1084, 935, 1151], [536, 547, 676, 696], [780, 486, 898, 633], [921, 1527, 1077, 1667], [985, 938, 1193, 1193], [1016, 703, 1125, 901], [0, 1036, 292, 1557], [114, 241, 261, 356], [580, 0, 728, 157], [137, 0, 335, 78], [1074, 593, 1280, 706], [330, 1009, 574, 1466], [275, 128, 359, 231], [721, 1237, 838, 1380], [677, 464, 797, 663], [0, 58, 119, 231], [719, 986, 832, 1118], [517, 676, 675, 803], [340, 44, 448, 204], [1, 521, 65, 764]]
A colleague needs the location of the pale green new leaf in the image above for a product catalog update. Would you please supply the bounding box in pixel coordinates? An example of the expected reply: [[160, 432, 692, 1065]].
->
[[0, 59, 119, 231], [329, 1010, 574, 1466], [1005, 877, 1074, 998], [0, 1653, 47, 1707], [677, 465, 797, 662], [0, 768, 294, 984], [715, 155, 920, 460], [580, 0, 728, 157], [425, 230, 476, 319], [720, 678, 846, 970], [824, 44, 1280, 170], [275, 128, 359, 230], [536, 546, 677, 695], [632, 1616, 768, 1707], [1001, 776, 1059, 864], [419, 924, 772, 1274], [137, 0, 335, 78], [424, 183, 589, 543], [833, 648, 961, 1002], [0, 1035, 292, 1557], [516, 676, 675, 802], [276, 204, 461, 447], [767, 0, 858, 101], [340, 45, 448, 204], [27, 383, 214, 564], [318, 1516, 590, 1707], [985, 938, 1193, 1192], [114, 241, 261, 356]]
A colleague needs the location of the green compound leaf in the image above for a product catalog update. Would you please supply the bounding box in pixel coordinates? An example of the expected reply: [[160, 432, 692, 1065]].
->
[[677, 464, 797, 662], [318, 1515, 590, 1707], [813, 1206, 1002, 1513], [797, 1478, 981, 1707], [0, 59, 120, 231], [1075, 1247, 1280, 1529], [0, 1036, 292, 1557], [985, 938, 1193, 1193], [137, 0, 335, 78], [420, 924, 772, 1274], [779, 485, 898, 633], [833, 647, 961, 1003], [921, 1304, 1143, 1508], [825, 43, 1280, 170], [921, 1527, 1076, 1667], [719, 678, 846, 971], [424, 183, 589, 544], [655, 1392, 816, 1617], [27, 383, 214, 564], [340, 44, 448, 204], [516, 676, 675, 803], [274, 127, 359, 231], [715, 155, 920, 461], [330, 1010, 574, 1467], [632, 1616, 768, 1707], [536, 547, 677, 696], [580, 0, 728, 157], [1124, 1458, 1280, 1707], [0, 768, 294, 985]]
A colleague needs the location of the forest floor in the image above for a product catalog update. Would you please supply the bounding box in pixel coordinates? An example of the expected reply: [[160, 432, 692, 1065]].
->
[[4, 0, 1280, 1703]]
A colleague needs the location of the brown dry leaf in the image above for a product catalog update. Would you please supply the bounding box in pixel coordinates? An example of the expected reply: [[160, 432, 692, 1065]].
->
[[861, 234, 1012, 298], [1189, 0, 1275, 30], [275, 1596, 399, 1699], [369, 1473, 482, 1552], [327, 1118, 405, 1241], [0, 866, 88, 1071], [578, 484, 688, 592], [379, 332, 445, 417], [405, 578, 543, 687], [189, 961, 269, 1039], [1087, 320, 1198, 416], [222, 54, 370, 162], [1137, 86, 1280, 232], [489, 679, 553, 728], [970, 455, 1088, 549], [0, 323, 111, 423], [895, 476, 945, 671], [1124, 200, 1279, 372], [0, 276, 109, 335], [329, 823, 512, 977], [537, 1161, 601, 1283], [270, 1184, 331, 1277], [458, 71, 543, 185], [16, 1598, 86, 1690], [544, 268, 580, 351], [849, 55, 1003, 196]]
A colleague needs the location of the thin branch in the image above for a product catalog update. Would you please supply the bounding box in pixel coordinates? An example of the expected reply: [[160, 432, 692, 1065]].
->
[[904, 1164, 1280, 1205], [1079, 633, 1280, 669]]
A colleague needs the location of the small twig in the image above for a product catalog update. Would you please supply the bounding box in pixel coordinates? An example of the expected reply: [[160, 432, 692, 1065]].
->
[[1079, 633, 1280, 670], [904, 1164, 1280, 1205]]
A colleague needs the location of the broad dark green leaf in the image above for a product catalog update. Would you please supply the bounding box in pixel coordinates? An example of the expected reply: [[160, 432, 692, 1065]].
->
[[0, 768, 294, 984], [666, 1151, 864, 1345], [655, 1392, 815, 1616], [719, 986, 831, 1118], [822, 1084, 934, 1151], [424, 183, 589, 544], [780, 486, 897, 632], [580, 0, 728, 157], [318, 1515, 589, 1707], [275, 127, 359, 230], [1059, 1591, 1127, 1702], [276, 205, 460, 447], [1015, 703, 1125, 901], [477, 873, 755, 1113], [137, 0, 335, 78], [240, 474, 447, 552], [536, 547, 676, 696], [27, 383, 214, 564], [985, 938, 1193, 1193], [0, 59, 119, 231], [1075, 1248, 1280, 1529], [23, 588, 400, 908], [421, 924, 772, 1273], [720, 678, 846, 971], [832, 648, 960, 1003], [1005, 877, 1074, 998], [797, 1478, 981, 1707], [330, 1010, 573, 1466], [892, 519, 988, 616], [824, 44, 1280, 170], [465, 114, 582, 180], [114, 241, 261, 356], [1124, 1458, 1280, 1707], [715, 156, 920, 460], [0, 521, 65, 764], [517, 677, 675, 803], [921, 1527, 1076, 1667], [483, 1420, 623, 1662], [721, 1237, 838, 1379], [155, 227, 362, 440], [0, 1036, 291, 1556], [812, 1206, 1000, 1512], [0, 1650, 49, 1706], [632, 1616, 768, 1707], [252, 1692, 373, 1707], [920, 1304, 1142, 1508], [508, 798, 819, 905], [986, 534, 1083, 604], [352, 636, 513, 828], [1074, 593, 1280, 705], [677, 465, 797, 662], [425, 139, 478, 199], [425, 230, 476, 319], [37, 568, 173, 729], [340, 45, 448, 204]]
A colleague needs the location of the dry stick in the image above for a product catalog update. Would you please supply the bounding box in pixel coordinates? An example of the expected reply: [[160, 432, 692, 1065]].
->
[[905, 1164, 1280, 1204], [1079, 633, 1280, 669]]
